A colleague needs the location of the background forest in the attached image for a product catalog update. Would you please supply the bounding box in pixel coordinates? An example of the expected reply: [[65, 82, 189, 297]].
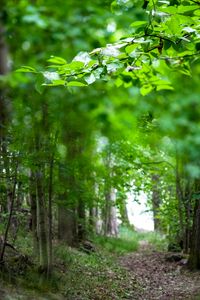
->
[[1, 0, 200, 299]]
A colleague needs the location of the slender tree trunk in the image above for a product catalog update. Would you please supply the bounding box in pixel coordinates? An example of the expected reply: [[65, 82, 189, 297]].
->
[[0, 159, 18, 262], [188, 180, 200, 269], [90, 206, 102, 234], [89, 206, 98, 233], [182, 181, 193, 253], [29, 171, 38, 255], [103, 150, 118, 237], [0, 21, 16, 261], [36, 168, 48, 273], [34, 133, 49, 274], [104, 187, 118, 236], [0, 23, 10, 140], [47, 154, 54, 276], [77, 197, 86, 242], [152, 174, 161, 231], [175, 153, 185, 241], [1, 141, 12, 211], [120, 200, 130, 227], [0, 22, 10, 216]]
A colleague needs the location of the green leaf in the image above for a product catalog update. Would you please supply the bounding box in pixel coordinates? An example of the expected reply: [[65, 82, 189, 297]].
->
[[156, 85, 174, 91], [130, 21, 148, 28], [66, 61, 84, 70], [158, 6, 177, 14], [47, 56, 67, 65], [115, 77, 123, 87], [125, 44, 138, 55], [194, 9, 200, 16], [16, 66, 37, 73], [177, 5, 199, 14], [167, 15, 181, 35], [140, 84, 153, 96], [67, 81, 87, 87], [44, 79, 66, 86], [84, 73, 96, 85]]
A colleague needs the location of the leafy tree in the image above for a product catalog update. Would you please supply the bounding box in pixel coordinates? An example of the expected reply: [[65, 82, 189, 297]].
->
[[1, 0, 200, 275]]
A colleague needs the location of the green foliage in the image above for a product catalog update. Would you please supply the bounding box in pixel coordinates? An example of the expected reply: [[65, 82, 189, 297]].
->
[[53, 244, 138, 300], [119, 226, 168, 251], [93, 226, 168, 254], [2, 0, 200, 277], [18, 1, 200, 95], [14, 232, 34, 256], [142, 231, 168, 251], [93, 235, 139, 254]]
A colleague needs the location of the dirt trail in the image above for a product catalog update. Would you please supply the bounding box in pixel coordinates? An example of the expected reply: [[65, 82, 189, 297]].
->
[[119, 242, 200, 300]]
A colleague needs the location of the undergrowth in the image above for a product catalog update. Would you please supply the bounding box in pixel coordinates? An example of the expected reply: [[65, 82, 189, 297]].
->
[[53, 244, 138, 300], [93, 226, 167, 254], [0, 227, 167, 299]]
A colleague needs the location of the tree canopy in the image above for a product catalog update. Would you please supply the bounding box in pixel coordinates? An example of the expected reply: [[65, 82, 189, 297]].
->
[[18, 0, 200, 95], [1, 0, 200, 289]]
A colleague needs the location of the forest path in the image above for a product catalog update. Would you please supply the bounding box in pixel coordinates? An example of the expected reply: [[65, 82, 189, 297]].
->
[[119, 242, 200, 300]]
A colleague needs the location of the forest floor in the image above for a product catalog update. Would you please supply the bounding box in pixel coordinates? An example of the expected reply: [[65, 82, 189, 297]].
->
[[1, 237, 200, 299], [119, 241, 200, 300]]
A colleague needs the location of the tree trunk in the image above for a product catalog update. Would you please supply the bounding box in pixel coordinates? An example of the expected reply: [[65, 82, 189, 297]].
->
[[0, 23, 10, 139], [58, 206, 76, 246], [182, 181, 193, 254], [34, 133, 49, 274], [188, 180, 200, 269], [0, 159, 17, 262], [0, 22, 10, 215], [120, 200, 130, 227], [77, 197, 86, 242], [152, 174, 161, 231], [104, 187, 118, 237], [47, 155, 54, 276], [36, 168, 49, 273], [57, 161, 77, 246], [29, 171, 38, 255], [175, 153, 185, 242]]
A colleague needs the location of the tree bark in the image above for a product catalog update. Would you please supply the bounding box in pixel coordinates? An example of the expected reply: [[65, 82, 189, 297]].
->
[[36, 168, 48, 273], [188, 180, 200, 269], [175, 153, 185, 241], [34, 134, 49, 274], [29, 171, 38, 255], [58, 206, 76, 246], [152, 174, 161, 231], [104, 187, 118, 237], [0, 159, 18, 262], [47, 154, 54, 276], [0, 23, 10, 139], [77, 197, 86, 242]]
